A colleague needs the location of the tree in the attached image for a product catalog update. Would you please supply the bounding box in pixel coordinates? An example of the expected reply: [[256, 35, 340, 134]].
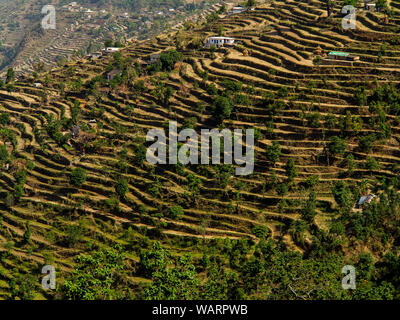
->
[[6, 67, 15, 83], [104, 39, 113, 47], [358, 134, 376, 153], [376, 0, 388, 11], [159, 49, 183, 72], [206, 83, 218, 95], [69, 167, 87, 187], [115, 178, 129, 199], [344, 0, 357, 6], [285, 158, 298, 182], [328, 136, 347, 156], [133, 144, 147, 166], [186, 173, 201, 199], [345, 153, 355, 175], [168, 205, 184, 220], [326, 0, 335, 16], [365, 157, 380, 172], [9, 274, 36, 300], [327, 136, 347, 164], [142, 252, 199, 300], [332, 181, 353, 209], [24, 221, 31, 243], [0, 145, 8, 163], [0, 112, 10, 125], [305, 175, 319, 188], [62, 247, 127, 300], [306, 112, 321, 128], [276, 183, 289, 196], [266, 141, 281, 166], [301, 191, 317, 223], [251, 225, 270, 239], [354, 86, 367, 106], [246, 0, 256, 6], [213, 96, 233, 123]]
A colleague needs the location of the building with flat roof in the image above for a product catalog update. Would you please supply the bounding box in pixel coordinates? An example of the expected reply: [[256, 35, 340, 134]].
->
[[328, 51, 359, 61], [101, 47, 120, 54], [204, 36, 235, 48]]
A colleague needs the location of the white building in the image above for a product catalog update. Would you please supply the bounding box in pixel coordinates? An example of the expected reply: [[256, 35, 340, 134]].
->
[[365, 3, 376, 11], [101, 47, 120, 54], [227, 5, 247, 16], [204, 36, 235, 48]]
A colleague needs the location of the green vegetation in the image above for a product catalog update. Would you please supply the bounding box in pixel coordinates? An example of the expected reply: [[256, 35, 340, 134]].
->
[[1, 0, 400, 301]]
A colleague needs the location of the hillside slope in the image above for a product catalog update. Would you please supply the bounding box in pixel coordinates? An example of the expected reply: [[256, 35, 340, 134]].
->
[[1, 0, 400, 300], [0, 0, 224, 76]]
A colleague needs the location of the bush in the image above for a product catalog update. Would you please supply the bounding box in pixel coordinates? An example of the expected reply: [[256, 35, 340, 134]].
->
[[305, 175, 319, 188], [212, 96, 233, 123], [115, 179, 129, 199], [266, 141, 281, 165], [0, 145, 8, 163], [206, 83, 218, 95], [158, 50, 183, 72], [0, 113, 10, 125], [328, 136, 347, 157], [69, 168, 87, 187], [168, 205, 184, 220], [358, 134, 376, 153], [276, 183, 288, 196], [251, 225, 270, 239], [221, 79, 242, 92]]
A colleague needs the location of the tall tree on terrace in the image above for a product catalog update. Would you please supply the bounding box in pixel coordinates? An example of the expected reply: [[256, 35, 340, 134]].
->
[[326, 0, 335, 16]]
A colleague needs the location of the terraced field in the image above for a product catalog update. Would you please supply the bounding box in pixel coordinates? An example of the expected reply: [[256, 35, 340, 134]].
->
[[1, 0, 400, 299]]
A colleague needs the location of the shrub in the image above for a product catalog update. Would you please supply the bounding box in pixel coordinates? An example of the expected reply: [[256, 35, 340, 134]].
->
[[115, 179, 129, 199], [0, 145, 8, 163], [332, 181, 353, 209], [305, 175, 319, 188], [358, 134, 376, 153], [251, 225, 270, 239], [168, 205, 184, 220], [266, 141, 281, 165], [0, 113, 10, 125], [285, 158, 298, 182], [69, 168, 87, 187], [159, 50, 183, 72], [212, 96, 233, 123], [328, 136, 347, 157], [206, 83, 218, 95], [276, 183, 288, 196]]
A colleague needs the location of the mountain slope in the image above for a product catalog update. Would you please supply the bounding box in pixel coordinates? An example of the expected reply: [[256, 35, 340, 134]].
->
[[1, 0, 400, 300]]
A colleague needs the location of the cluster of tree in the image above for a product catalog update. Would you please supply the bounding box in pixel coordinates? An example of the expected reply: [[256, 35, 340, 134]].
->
[[148, 49, 183, 73], [210, 79, 245, 124], [59, 224, 400, 300]]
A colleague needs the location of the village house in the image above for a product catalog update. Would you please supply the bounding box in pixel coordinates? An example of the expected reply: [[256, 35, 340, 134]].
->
[[142, 53, 161, 66], [327, 51, 360, 61], [86, 52, 102, 60], [364, 0, 376, 11], [70, 125, 81, 138], [355, 194, 377, 209], [204, 36, 235, 48], [227, 5, 247, 16], [107, 68, 122, 81], [101, 47, 120, 54]]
